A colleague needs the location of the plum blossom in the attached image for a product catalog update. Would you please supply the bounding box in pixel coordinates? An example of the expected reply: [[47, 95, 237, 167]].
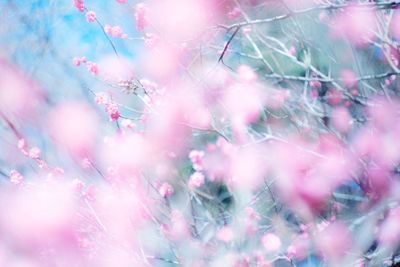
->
[[28, 147, 41, 159], [188, 172, 205, 189], [9, 170, 23, 185], [105, 102, 120, 121], [262, 233, 282, 253], [86, 61, 99, 75], [73, 0, 84, 12], [85, 11, 96, 23], [134, 3, 148, 31], [159, 182, 174, 198], [189, 150, 205, 171]]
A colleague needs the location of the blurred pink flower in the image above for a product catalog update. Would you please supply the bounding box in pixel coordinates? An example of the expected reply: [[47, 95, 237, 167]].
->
[[9, 170, 23, 185], [262, 233, 282, 253], [188, 172, 205, 189], [85, 11, 96, 23], [159, 182, 174, 198], [73, 0, 84, 12]]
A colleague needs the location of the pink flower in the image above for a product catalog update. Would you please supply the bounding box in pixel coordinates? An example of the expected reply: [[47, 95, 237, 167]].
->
[[121, 119, 135, 129], [159, 182, 174, 198], [245, 207, 260, 221], [28, 147, 41, 159], [189, 150, 204, 171], [242, 27, 252, 34], [10, 170, 23, 185], [134, 3, 148, 32], [116, 0, 127, 3], [262, 233, 282, 252], [105, 103, 120, 121], [340, 69, 357, 88], [144, 33, 159, 49], [85, 11, 96, 23], [73, 0, 84, 12], [319, 11, 328, 23], [73, 56, 87, 66], [326, 88, 343, 106], [73, 57, 81, 66], [111, 26, 123, 38], [71, 178, 85, 192], [17, 138, 29, 156], [81, 158, 91, 169], [104, 25, 126, 38], [227, 7, 241, 20], [331, 6, 377, 46], [237, 65, 257, 82], [86, 61, 98, 75], [94, 92, 108, 105], [188, 172, 205, 189], [310, 80, 321, 89], [316, 221, 352, 260], [331, 107, 352, 133], [288, 46, 297, 56], [104, 24, 112, 34], [217, 226, 234, 242]]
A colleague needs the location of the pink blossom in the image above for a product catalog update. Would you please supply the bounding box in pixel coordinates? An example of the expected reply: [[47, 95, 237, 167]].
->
[[158, 182, 174, 198], [86, 61, 99, 75], [167, 209, 190, 240], [73, 56, 87, 66], [73, 57, 81, 66], [81, 157, 91, 169], [28, 147, 41, 159], [316, 221, 352, 260], [116, 0, 127, 3], [104, 24, 112, 34], [189, 149, 204, 171], [326, 88, 343, 106], [85, 11, 96, 23], [261, 233, 282, 252], [245, 207, 260, 221], [227, 7, 241, 20], [310, 80, 321, 89], [134, 3, 148, 31], [188, 172, 205, 189], [47, 101, 99, 156], [147, 0, 211, 40], [287, 233, 310, 260], [242, 27, 252, 34], [17, 138, 29, 156], [94, 92, 108, 105], [237, 65, 257, 82], [331, 6, 377, 46], [340, 69, 357, 88], [105, 103, 120, 121], [319, 11, 328, 23], [144, 33, 159, 49], [288, 46, 297, 56], [310, 89, 318, 99], [331, 107, 352, 133], [9, 170, 23, 185], [73, 0, 84, 12], [121, 119, 135, 129], [71, 178, 85, 193], [217, 226, 234, 242], [111, 26, 123, 38], [0, 60, 44, 118]]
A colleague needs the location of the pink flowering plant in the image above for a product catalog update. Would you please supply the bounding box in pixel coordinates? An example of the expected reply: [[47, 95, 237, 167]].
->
[[2, 0, 400, 266]]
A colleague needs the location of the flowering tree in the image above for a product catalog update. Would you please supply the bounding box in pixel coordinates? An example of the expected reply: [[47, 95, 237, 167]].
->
[[2, 0, 400, 266]]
